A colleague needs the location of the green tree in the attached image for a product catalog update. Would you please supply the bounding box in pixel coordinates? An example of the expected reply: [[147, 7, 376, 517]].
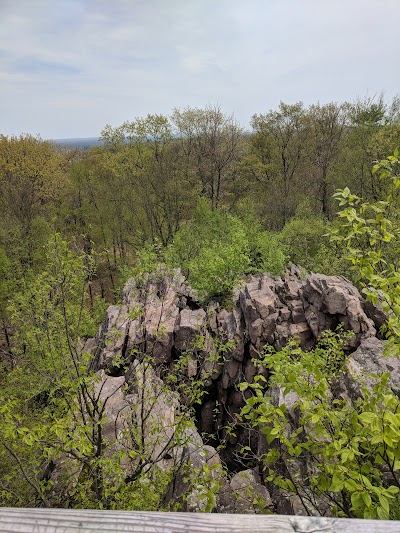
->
[[172, 105, 243, 210], [0, 134, 66, 268], [332, 150, 400, 351], [166, 200, 251, 301], [0, 135, 69, 369], [166, 200, 286, 302], [251, 102, 311, 226], [0, 234, 97, 505], [239, 154, 400, 519], [337, 95, 400, 201], [308, 102, 350, 217], [278, 203, 347, 276], [101, 114, 194, 248], [0, 237, 223, 509]]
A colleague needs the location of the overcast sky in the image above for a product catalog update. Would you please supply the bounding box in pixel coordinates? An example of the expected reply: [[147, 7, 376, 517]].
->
[[1, 0, 399, 139]]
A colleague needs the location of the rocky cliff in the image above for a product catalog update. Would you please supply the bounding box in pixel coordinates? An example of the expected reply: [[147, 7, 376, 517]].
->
[[78, 266, 398, 514]]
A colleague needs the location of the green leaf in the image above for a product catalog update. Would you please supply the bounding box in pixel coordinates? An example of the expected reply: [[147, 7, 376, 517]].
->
[[384, 411, 399, 426], [362, 492, 372, 508], [377, 506, 389, 520], [330, 474, 343, 492], [344, 479, 359, 491], [359, 412, 376, 424], [379, 494, 389, 513], [383, 434, 394, 447], [351, 491, 364, 509]]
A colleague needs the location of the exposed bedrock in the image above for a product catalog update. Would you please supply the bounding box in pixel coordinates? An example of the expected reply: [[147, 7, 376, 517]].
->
[[81, 266, 389, 513]]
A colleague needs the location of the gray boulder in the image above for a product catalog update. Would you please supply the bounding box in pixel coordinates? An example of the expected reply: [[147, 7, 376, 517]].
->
[[218, 469, 272, 514], [175, 308, 206, 351], [303, 274, 376, 346], [346, 337, 400, 396]]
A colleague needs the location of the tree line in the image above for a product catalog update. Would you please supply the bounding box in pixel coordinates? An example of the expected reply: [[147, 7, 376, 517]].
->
[[1, 96, 399, 267]]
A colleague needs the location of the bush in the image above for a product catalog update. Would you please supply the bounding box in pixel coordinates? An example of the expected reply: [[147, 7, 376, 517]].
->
[[278, 215, 347, 275], [332, 150, 400, 352], [239, 212, 288, 275], [165, 201, 250, 301], [166, 200, 287, 302]]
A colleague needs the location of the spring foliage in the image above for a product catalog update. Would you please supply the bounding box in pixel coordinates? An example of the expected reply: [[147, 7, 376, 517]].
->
[[240, 332, 400, 519], [1, 99, 400, 514], [166, 200, 287, 301], [240, 152, 400, 519]]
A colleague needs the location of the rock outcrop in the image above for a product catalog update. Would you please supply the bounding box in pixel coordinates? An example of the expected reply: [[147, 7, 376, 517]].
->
[[342, 336, 400, 397], [219, 469, 272, 514], [79, 266, 389, 513]]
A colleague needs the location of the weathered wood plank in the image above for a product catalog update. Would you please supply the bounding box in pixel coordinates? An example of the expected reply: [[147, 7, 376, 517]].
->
[[0, 508, 399, 533]]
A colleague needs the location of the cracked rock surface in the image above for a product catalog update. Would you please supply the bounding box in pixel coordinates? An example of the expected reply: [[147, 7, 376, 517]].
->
[[79, 266, 390, 514]]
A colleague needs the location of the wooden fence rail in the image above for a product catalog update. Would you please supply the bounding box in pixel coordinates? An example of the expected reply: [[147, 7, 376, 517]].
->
[[1, 508, 400, 533]]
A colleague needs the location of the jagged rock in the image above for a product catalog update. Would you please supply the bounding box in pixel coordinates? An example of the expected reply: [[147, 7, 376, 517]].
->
[[279, 306, 291, 322], [184, 444, 225, 512], [168, 438, 226, 512], [94, 372, 127, 444], [288, 321, 313, 348], [346, 337, 400, 396], [276, 494, 308, 516], [143, 297, 179, 364], [186, 355, 198, 378], [240, 275, 279, 318], [200, 337, 224, 382], [217, 307, 245, 361], [249, 343, 262, 360], [49, 373, 128, 499], [274, 323, 289, 350], [127, 360, 182, 464], [139, 274, 184, 364], [291, 303, 306, 324], [244, 358, 257, 383], [175, 308, 206, 351], [95, 269, 381, 375], [303, 274, 376, 345], [96, 358, 226, 512], [274, 386, 301, 423], [223, 469, 272, 514], [124, 268, 195, 364], [199, 400, 215, 434], [283, 274, 303, 301], [82, 336, 97, 355], [207, 302, 219, 333], [239, 275, 282, 351], [94, 305, 132, 371], [221, 356, 241, 389], [362, 289, 388, 336], [85, 267, 390, 515]]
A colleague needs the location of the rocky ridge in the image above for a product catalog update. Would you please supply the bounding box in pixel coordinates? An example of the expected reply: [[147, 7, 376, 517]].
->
[[79, 266, 397, 514]]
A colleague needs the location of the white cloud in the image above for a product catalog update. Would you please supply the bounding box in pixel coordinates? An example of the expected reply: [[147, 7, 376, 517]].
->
[[0, 0, 399, 137]]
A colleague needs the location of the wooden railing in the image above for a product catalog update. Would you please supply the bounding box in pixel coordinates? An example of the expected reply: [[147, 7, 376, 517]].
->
[[1, 508, 400, 532]]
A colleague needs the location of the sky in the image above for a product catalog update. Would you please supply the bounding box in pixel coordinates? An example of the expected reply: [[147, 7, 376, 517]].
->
[[1, 0, 399, 139]]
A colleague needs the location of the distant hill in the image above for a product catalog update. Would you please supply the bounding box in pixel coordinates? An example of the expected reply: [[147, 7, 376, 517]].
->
[[52, 137, 104, 149]]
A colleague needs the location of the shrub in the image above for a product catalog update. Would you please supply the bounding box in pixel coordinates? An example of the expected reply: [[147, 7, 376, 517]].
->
[[278, 215, 347, 275], [166, 200, 287, 302]]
